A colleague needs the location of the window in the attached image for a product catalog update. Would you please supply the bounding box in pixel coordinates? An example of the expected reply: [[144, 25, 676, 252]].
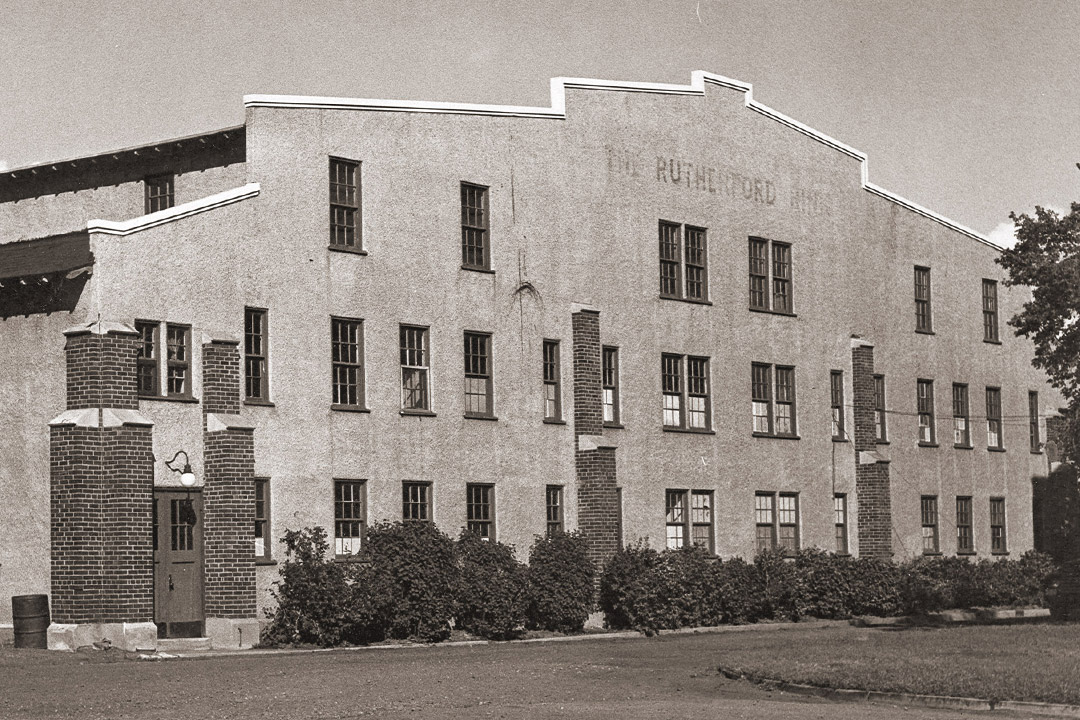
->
[[917, 379, 935, 444], [986, 387, 1002, 449], [659, 221, 708, 302], [145, 174, 174, 214], [982, 279, 999, 342], [952, 383, 970, 447], [402, 481, 431, 522], [461, 183, 489, 271], [665, 489, 713, 552], [463, 332, 493, 418], [542, 340, 561, 421], [873, 374, 887, 442], [755, 491, 799, 553], [1029, 391, 1041, 452], [400, 325, 430, 412], [136, 320, 159, 397], [244, 308, 268, 402], [331, 317, 364, 408], [990, 497, 1007, 553], [602, 346, 620, 426], [254, 478, 270, 561], [752, 363, 797, 437], [754, 492, 775, 552], [662, 354, 711, 431], [777, 493, 799, 552], [830, 370, 845, 440], [334, 479, 365, 557], [165, 324, 191, 397], [329, 157, 360, 249], [921, 496, 939, 553], [834, 494, 848, 554], [956, 496, 974, 553], [915, 266, 932, 332], [466, 483, 494, 539], [749, 237, 793, 313], [546, 485, 564, 537]]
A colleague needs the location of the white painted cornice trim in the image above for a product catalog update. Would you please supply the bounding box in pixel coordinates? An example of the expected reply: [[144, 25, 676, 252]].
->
[[87, 183, 260, 237], [246, 71, 997, 250]]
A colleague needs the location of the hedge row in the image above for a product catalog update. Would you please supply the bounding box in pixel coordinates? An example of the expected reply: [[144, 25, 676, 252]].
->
[[260, 524, 595, 647], [599, 544, 1056, 634]]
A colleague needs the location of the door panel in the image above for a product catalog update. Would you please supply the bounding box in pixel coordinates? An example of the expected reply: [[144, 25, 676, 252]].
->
[[154, 491, 204, 638]]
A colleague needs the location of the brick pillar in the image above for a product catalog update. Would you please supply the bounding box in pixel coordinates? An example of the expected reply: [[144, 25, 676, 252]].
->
[[201, 338, 256, 621], [851, 338, 892, 559], [50, 321, 154, 629], [572, 308, 619, 571]]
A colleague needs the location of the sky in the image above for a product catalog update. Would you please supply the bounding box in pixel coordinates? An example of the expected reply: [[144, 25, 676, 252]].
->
[[2, 0, 1078, 246]]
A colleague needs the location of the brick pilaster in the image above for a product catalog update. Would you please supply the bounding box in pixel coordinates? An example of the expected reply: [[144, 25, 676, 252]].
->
[[51, 321, 154, 625], [201, 336, 256, 619], [572, 309, 619, 571], [202, 428, 256, 618], [64, 326, 139, 410], [202, 339, 242, 415], [851, 339, 892, 559]]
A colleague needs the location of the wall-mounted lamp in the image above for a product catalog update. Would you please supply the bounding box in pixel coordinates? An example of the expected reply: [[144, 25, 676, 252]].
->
[[165, 450, 196, 487]]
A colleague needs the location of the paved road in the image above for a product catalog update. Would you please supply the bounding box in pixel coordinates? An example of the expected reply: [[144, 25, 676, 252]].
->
[[1, 633, 998, 719]]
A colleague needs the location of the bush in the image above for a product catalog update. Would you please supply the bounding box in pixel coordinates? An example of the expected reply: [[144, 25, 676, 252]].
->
[[598, 541, 660, 631], [455, 532, 528, 640], [260, 527, 379, 647], [754, 549, 800, 621], [526, 532, 595, 632], [715, 557, 767, 624], [364, 521, 460, 642]]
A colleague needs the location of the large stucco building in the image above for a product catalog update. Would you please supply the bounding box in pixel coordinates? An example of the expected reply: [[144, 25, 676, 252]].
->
[[0, 71, 1060, 650]]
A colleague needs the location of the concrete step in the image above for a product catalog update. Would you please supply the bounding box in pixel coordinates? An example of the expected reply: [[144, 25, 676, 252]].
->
[[157, 637, 211, 652]]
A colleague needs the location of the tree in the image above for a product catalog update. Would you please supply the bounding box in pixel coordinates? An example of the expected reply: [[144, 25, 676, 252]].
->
[[996, 201, 1080, 457]]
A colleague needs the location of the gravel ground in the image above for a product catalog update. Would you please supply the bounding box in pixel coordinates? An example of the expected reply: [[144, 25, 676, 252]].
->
[[0, 629, 1003, 720]]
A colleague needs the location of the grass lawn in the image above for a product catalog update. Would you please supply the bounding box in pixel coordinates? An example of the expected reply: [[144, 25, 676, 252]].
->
[[710, 620, 1080, 705]]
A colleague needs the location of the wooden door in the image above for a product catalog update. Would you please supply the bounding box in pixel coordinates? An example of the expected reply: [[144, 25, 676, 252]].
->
[[154, 490, 204, 638]]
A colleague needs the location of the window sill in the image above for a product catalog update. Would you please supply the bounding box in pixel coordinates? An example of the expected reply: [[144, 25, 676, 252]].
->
[[983, 338, 1002, 345], [659, 295, 713, 306], [915, 329, 936, 336], [333, 556, 369, 564], [461, 265, 495, 275], [244, 399, 275, 407], [542, 418, 567, 425], [954, 444, 974, 451], [992, 551, 1010, 557], [832, 437, 848, 443], [752, 432, 801, 440], [987, 446, 1006, 453], [922, 551, 943, 557], [401, 409, 437, 418], [1030, 449, 1044, 455], [918, 442, 939, 448], [834, 552, 852, 558], [603, 423, 625, 430], [328, 245, 367, 256], [876, 440, 891, 446], [748, 306, 796, 318], [255, 558, 277, 567], [957, 551, 977, 557], [331, 404, 370, 413], [464, 414, 498, 421], [140, 394, 199, 404], [662, 426, 716, 435]]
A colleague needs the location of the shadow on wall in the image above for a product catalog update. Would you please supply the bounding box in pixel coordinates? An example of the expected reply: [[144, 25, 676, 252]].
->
[[0, 272, 89, 319]]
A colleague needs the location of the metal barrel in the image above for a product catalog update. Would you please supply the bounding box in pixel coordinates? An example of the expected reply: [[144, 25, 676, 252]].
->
[[12, 594, 49, 649]]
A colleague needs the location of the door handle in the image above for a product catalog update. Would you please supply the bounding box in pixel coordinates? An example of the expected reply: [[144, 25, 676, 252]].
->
[[169, 574, 174, 591]]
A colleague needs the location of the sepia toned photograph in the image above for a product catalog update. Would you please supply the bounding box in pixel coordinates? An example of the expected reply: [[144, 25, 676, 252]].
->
[[2, 1, 1079, 718]]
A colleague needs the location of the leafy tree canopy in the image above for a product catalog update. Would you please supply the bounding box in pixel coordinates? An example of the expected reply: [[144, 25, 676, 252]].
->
[[996, 202, 1080, 405]]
